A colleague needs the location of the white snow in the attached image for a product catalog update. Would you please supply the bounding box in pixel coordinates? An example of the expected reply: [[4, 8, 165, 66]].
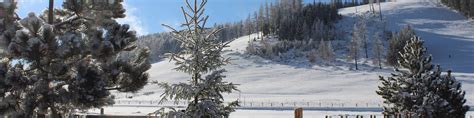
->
[[87, 106, 474, 118], [339, 0, 474, 73], [104, 0, 474, 116]]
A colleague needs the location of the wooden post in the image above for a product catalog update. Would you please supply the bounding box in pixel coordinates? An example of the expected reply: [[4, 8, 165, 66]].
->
[[294, 107, 303, 118], [100, 108, 104, 115], [48, 0, 54, 24]]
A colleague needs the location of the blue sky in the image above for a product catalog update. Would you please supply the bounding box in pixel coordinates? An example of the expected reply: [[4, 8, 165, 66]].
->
[[17, 0, 322, 35]]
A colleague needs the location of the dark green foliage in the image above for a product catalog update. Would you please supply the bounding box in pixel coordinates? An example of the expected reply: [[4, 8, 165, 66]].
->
[[0, 0, 151, 117], [386, 26, 416, 66], [276, 2, 341, 41], [377, 36, 469, 117], [136, 32, 181, 63], [441, 0, 474, 18]]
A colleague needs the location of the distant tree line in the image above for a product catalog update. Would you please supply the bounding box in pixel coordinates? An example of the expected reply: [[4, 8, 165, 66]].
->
[[440, 0, 474, 18], [136, 32, 181, 63], [329, 0, 389, 9], [216, 0, 378, 41], [138, 0, 385, 64]]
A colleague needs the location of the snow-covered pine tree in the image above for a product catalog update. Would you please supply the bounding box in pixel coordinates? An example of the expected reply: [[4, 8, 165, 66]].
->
[[413, 65, 469, 117], [0, 0, 151, 117], [373, 32, 384, 69], [348, 23, 361, 70], [386, 26, 416, 66], [376, 36, 469, 117], [377, 36, 433, 115], [156, 0, 239, 117], [0, 1, 19, 57]]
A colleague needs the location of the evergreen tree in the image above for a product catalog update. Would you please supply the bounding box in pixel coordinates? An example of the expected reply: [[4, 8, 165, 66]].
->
[[386, 26, 416, 66], [441, 0, 473, 18], [377, 36, 469, 117], [156, 0, 239, 117], [459, 0, 469, 16], [471, 0, 474, 17], [0, 0, 19, 57], [0, 0, 150, 117]]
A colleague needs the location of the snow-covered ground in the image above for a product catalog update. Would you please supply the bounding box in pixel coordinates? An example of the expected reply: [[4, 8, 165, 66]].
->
[[104, 0, 474, 116], [339, 0, 474, 73], [87, 106, 474, 118]]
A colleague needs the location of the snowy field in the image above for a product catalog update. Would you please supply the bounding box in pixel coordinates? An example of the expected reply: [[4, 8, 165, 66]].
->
[[104, 0, 474, 116], [86, 106, 474, 118], [87, 107, 383, 117]]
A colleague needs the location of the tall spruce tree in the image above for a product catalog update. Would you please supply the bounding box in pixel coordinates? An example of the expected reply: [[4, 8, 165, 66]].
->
[[0, 0, 151, 117], [156, 0, 239, 117], [376, 36, 469, 117]]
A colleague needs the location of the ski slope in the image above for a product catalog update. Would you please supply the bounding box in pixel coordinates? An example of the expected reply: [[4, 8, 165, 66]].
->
[[107, 0, 474, 116], [339, 0, 474, 73]]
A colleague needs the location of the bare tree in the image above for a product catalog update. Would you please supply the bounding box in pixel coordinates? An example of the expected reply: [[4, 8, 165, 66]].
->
[[373, 32, 384, 69], [348, 24, 361, 70]]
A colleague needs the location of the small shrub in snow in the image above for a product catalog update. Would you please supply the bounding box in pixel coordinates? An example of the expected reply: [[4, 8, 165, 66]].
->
[[307, 49, 318, 63]]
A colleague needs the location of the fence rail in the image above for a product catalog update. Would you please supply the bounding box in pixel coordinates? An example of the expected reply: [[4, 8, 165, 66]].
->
[[113, 99, 474, 112], [114, 100, 385, 111]]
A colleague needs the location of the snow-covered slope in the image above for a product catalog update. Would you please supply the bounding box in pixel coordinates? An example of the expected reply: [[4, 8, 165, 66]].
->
[[339, 0, 474, 73], [113, 0, 474, 110]]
